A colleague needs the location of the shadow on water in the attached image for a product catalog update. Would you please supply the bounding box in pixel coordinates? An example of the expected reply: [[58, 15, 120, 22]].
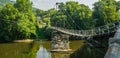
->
[[70, 44, 106, 58], [70, 39, 108, 58]]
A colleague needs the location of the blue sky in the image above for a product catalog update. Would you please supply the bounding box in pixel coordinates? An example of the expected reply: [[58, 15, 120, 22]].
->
[[11, 0, 119, 10]]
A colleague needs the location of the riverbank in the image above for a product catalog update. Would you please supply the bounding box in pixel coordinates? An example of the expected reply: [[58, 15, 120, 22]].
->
[[14, 39, 33, 43]]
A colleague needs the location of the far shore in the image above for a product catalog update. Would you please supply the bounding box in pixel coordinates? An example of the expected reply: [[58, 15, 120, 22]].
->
[[14, 39, 34, 43]]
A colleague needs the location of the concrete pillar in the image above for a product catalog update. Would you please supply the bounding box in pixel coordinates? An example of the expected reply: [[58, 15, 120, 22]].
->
[[104, 28, 120, 58]]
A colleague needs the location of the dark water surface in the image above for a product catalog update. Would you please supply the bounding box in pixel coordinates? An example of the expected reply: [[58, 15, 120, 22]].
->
[[0, 40, 107, 58]]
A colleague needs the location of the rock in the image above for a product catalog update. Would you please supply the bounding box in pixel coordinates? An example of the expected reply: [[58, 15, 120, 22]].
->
[[104, 28, 120, 58]]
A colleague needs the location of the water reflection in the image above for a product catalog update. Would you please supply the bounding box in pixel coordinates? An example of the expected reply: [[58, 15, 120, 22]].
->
[[0, 40, 107, 58], [37, 40, 84, 58], [37, 45, 51, 58], [52, 52, 70, 58], [37, 45, 70, 58]]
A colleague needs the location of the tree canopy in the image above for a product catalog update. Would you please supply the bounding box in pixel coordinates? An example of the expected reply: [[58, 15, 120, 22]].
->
[[50, 1, 94, 30], [93, 0, 119, 26], [0, 0, 38, 42], [0, 0, 119, 42]]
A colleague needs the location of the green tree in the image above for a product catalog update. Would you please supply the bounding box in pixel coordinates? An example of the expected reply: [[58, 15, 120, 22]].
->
[[116, 1, 120, 11], [36, 8, 57, 27], [93, 1, 104, 26], [51, 1, 94, 30], [93, 0, 117, 26], [0, 3, 18, 41], [75, 4, 94, 29], [14, 0, 32, 12], [14, 0, 37, 39], [0, 0, 38, 42], [51, 11, 67, 28], [116, 1, 120, 20]]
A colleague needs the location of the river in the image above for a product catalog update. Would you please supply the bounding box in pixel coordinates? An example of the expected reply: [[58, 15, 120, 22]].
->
[[0, 40, 108, 58]]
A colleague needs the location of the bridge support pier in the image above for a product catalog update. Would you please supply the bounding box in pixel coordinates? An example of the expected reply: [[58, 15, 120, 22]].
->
[[51, 31, 71, 52], [104, 28, 120, 58]]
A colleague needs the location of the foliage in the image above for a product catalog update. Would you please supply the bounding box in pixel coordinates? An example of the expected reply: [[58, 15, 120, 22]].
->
[[16, 0, 37, 39], [116, 1, 120, 11], [51, 11, 67, 28], [116, 1, 120, 20], [0, 3, 18, 41], [16, 13, 37, 39], [0, 0, 11, 6], [28, 41, 40, 58], [0, 0, 38, 42], [36, 8, 57, 27], [93, 0, 118, 27], [0, 0, 119, 41], [51, 1, 94, 30], [15, 0, 37, 39], [35, 9, 56, 39], [14, 0, 32, 12]]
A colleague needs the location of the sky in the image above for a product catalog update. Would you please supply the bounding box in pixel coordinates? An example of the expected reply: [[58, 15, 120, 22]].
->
[[11, 0, 119, 10], [31, 0, 99, 10]]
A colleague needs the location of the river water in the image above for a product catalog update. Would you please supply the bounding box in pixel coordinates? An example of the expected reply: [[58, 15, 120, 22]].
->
[[0, 40, 107, 58]]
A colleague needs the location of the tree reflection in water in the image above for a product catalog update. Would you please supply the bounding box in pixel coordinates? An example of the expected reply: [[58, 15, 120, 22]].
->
[[52, 52, 70, 58]]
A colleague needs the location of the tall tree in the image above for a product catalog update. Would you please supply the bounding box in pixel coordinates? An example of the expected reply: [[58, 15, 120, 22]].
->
[[74, 4, 94, 29], [14, 0, 32, 12], [53, 1, 94, 30], [0, 3, 18, 41], [14, 0, 37, 38], [116, 1, 120, 20], [116, 1, 120, 11], [93, 0, 117, 27], [0, 0, 38, 42]]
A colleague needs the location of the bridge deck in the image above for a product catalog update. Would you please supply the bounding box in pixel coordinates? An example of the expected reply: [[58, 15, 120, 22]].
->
[[50, 21, 119, 37]]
